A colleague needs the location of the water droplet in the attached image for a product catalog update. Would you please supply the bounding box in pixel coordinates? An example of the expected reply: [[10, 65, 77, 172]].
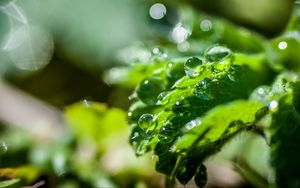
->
[[149, 3, 167, 20], [136, 140, 149, 156], [159, 123, 175, 139], [82, 99, 90, 106], [184, 57, 203, 78], [157, 92, 170, 105], [205, 46, 231, 62], [128, 112, 133, 117], [171, 23, 190, 44], [200, 19, 212, 32], [131, 131, 140, 140], [128, 92, 137, 100], [193, 78, 215, 100], [250, 86, 271, 103], [166, 62, 185, 80], [136, 77, 165, 105], [269, 100, 278, 112], [278, 41, 288, 50], [1, 141, 8, 154], [138, 114, 157, 132], [227, 65, 243, 82]]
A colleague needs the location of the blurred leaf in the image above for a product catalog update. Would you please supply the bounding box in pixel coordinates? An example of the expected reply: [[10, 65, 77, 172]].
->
[[64, 101, 127, 152], [0, 179, 19, 188]]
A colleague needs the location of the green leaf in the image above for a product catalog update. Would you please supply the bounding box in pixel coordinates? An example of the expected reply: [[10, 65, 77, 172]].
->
[[128, 45, 270, 186], [0, 179, 20, 188]]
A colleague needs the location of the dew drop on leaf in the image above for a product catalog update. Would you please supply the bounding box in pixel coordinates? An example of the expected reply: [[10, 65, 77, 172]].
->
[[166, 62, 185, 80], [136, 77, 165, 105], [138, 114, 155, 131], [205, 45, 231, 62], [193, 78, 214, 100], [227, 65, 243, 82], [250, 86, 271, 103], [136, 140, 150, 156], [184, 57, 203, 78], [157, 92, 169, 105]]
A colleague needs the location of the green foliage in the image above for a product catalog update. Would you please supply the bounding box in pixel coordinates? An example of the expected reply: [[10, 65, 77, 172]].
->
[[261, 73, 300, 188], [126, 44, 272, 186], [119, 4, 300, 188]]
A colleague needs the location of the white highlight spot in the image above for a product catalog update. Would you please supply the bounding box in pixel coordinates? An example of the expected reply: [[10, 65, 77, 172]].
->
[[269, 100, 278, 111], [149, 3, 166, 20], [278, 41, 287, 50]]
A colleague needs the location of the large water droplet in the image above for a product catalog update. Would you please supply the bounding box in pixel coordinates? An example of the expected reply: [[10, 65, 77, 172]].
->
[[184, 57, 203, 78], [193, 78, 215, 100], [136, 77, 165, 105], [205, 46, 231, 62], [138, 114, 156, 131], [227, 65, 243, 82]]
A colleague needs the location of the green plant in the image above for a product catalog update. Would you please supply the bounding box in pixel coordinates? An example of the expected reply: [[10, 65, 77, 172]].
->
[[108, 4, 300, 188]]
